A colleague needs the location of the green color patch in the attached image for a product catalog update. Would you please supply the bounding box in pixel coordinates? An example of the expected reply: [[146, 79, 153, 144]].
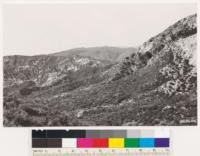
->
[[125, 138, 139, 148]]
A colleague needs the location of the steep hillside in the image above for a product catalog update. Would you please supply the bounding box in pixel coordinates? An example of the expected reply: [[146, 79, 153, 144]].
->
[[52, 46, 137, 62], [3, 14, 197, 126], [108, 14, 197, 125], [111, 14, 197, 80], [4, 55, 111, 88]]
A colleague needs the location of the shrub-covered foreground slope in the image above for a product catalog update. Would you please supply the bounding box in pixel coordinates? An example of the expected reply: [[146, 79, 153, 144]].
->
[[3, 14, 197, 126]]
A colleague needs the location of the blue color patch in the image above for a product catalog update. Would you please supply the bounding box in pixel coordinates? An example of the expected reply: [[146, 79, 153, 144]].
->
[[139, 138, 155, 148]]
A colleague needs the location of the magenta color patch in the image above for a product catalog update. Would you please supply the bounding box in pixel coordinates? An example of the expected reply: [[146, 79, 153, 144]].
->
[[77, 138, 93, 148]]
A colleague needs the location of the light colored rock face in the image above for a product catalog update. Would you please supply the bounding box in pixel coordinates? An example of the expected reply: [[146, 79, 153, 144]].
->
[[175, 34, 197, 67], [157, 34, 196, 96]]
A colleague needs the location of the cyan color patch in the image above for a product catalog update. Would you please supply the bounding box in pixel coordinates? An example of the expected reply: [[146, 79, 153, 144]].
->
[[139, 138, 155, 147]]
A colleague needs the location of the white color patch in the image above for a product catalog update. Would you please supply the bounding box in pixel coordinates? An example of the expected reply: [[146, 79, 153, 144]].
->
[[155, 129, 170, 138], [62, 138, 77, 148]]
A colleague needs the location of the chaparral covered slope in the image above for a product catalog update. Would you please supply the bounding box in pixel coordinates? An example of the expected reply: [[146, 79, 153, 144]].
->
[[3, 14, 197, 126]]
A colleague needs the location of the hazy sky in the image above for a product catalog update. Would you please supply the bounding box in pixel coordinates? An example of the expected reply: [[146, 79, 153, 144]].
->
[[3, 3, 196, 56]]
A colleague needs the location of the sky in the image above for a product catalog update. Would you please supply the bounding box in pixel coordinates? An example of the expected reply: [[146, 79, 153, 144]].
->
[[3, 3, 197, 56]]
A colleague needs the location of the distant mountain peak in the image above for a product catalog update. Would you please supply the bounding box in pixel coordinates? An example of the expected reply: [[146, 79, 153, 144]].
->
[[52, 46, 137, 62]]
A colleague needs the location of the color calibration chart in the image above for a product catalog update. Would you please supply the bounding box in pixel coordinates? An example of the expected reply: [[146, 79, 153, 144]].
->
[[32, 129, 170, 156]]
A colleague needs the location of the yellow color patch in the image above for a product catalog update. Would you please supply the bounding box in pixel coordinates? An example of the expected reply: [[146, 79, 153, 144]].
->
[[108, 138, 124, 148]]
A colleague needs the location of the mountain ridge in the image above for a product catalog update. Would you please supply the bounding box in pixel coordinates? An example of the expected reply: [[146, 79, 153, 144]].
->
[[3, 14, 197, 126], [51, 46, 137, 62]]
